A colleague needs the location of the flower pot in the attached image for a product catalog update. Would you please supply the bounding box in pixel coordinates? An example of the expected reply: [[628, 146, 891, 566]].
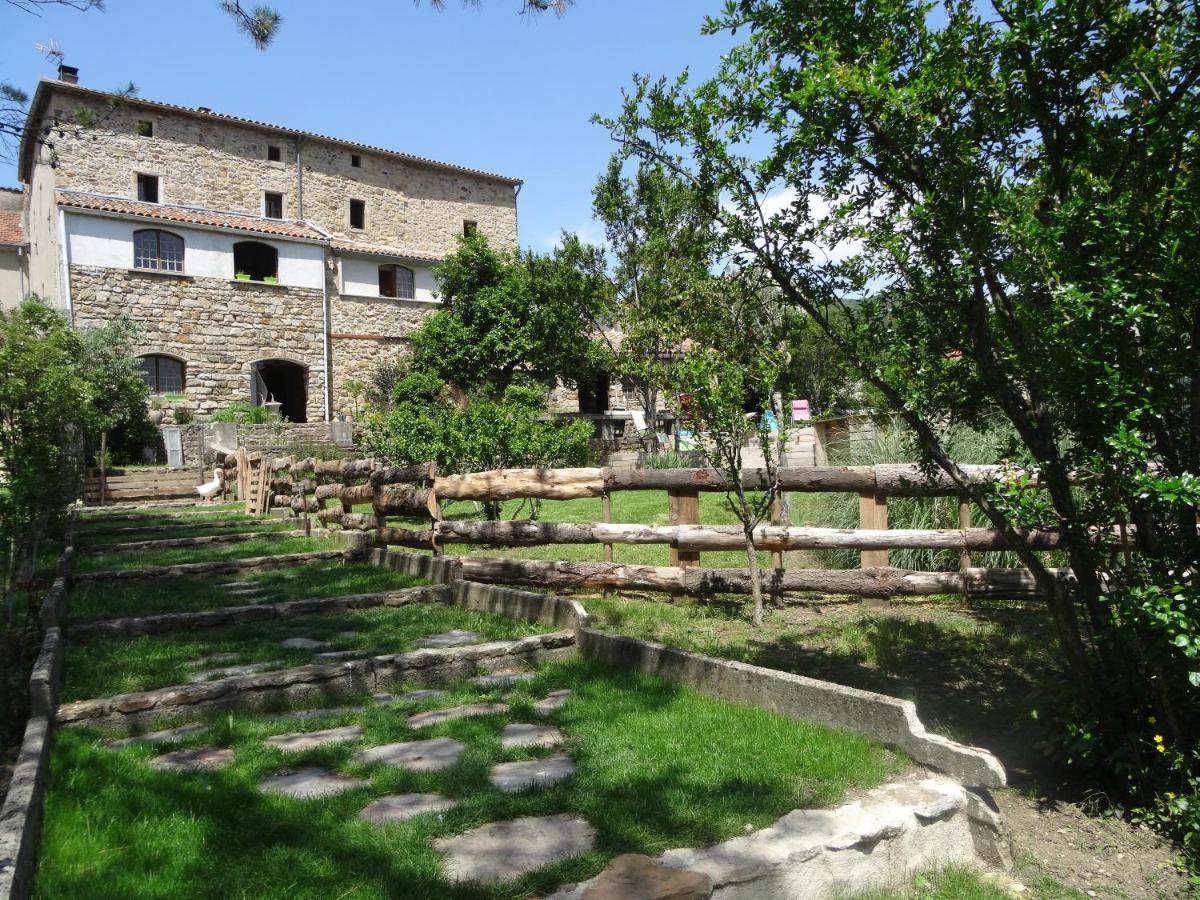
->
[[235, 273, 251, 281], [263, 276, 278, 284]]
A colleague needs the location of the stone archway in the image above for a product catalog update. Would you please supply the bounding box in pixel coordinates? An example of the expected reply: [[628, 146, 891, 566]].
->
[[251, 359, 308, 423]]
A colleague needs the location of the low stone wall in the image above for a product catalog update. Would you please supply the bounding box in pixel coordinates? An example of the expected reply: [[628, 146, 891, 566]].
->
[[367, 547, 462, 584], [549, 774, 1010, 899], [0, 536, 74, 900], [451, 581, 591, 632], [577, 628, 1005, 790], [56, 632, 577, 730], [70, 585, 450, 643]]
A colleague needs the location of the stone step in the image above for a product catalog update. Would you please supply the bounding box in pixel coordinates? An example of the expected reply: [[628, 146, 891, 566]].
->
[[354, 738, 466, 772], [489, 754, 576, 792], [407, 703, 509, 729], [359, 793, 459, 824], [259, 767, 368, 799], [499, 723, 562, 750], [104, 723, 208, 748], [264, 725, 364, 752], [149, 746, 234, 772], [532, 690, 572, 716], [415, 630, 483, 649], [435, 814, 596, 883]]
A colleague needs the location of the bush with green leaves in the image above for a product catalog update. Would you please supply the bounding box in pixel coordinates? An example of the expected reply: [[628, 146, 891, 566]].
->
[[361, 374, 593, 518], [210, 401, 282, 425]]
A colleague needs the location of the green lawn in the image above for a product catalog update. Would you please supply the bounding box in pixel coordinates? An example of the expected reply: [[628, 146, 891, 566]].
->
[[849, 862, 1088, 899], [74, 518, 301, 548], [63, 602, 546, 701], [72, 535, 338, 574], [67, 562, 426, 624], [37, 658, 903, 900], [76, 503, 248, 529]]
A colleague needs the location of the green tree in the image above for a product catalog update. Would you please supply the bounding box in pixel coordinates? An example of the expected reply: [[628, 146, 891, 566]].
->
[[412, 232, 610, 398], [78, 315, 154, 465], [603, 0, 1200, 847]]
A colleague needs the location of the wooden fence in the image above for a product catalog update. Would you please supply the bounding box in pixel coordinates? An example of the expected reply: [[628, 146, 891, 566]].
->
[[223, 456, 1073, 601], [82, 467, 200, 506]]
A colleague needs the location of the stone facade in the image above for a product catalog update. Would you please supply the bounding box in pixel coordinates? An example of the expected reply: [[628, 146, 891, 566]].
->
[[70, 265, 326, 420], [18, 78, 521, 421]]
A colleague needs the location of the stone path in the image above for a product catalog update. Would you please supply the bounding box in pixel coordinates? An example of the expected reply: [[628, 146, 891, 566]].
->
[[472, 671, 535, 688], [407, 702, 509, 729], [259, 767, 369, 799], [105, 723, 207, 748], [435, 814, 596, 883], [489, 754, 577, 792], [500, 723, 562, 749], [533, 689, 572, 715], [150, 746, 234, 772], [265, 725, 363, 752], [416, 630, 483, 648], [354, 738, 466, 772], [280, 637, 328, 651], [359, 793, 458, 824], [188, 660, 283, 683]]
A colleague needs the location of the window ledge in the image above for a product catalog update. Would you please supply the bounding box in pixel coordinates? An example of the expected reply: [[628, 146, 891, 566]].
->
[[129, 268, 192, 280], [230, 278, 288, 288]]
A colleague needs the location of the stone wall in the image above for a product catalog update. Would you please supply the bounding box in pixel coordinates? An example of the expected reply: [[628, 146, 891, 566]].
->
[[69, 265, 326, 420], [38, 89, 518, 258]]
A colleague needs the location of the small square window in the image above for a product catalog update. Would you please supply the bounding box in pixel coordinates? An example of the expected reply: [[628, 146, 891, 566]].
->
[[350, 154, 362, 168], [267, 145, 282, 162], [463, 220, 478, 237], [264, 192, 283, 220], [137, 173, 160, 204], [349, 199, 366, 230], [135, 120, 153, 137]]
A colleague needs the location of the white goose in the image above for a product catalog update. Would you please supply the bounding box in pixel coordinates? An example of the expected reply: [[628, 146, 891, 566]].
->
[[196, 466, 225, 503]]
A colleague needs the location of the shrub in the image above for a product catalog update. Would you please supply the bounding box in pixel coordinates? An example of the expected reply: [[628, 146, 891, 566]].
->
[[210, 401, 282, 425]]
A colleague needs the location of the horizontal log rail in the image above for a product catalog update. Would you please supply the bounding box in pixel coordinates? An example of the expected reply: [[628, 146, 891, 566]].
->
[[455, 556, 1063, 599], [384, 520, 1071, 551]]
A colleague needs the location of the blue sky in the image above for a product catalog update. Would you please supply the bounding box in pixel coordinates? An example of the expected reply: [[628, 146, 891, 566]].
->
[[0, 0, 736, 251]]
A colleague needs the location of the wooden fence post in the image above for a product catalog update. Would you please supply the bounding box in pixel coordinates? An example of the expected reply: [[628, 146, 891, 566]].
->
[[669, 488, 701, 568], [958, 496, 972, 572], [858, 491, 888, 568]]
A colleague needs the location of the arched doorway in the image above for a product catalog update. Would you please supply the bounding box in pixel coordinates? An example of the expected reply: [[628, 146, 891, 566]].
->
[[251, 359, 307, 423]]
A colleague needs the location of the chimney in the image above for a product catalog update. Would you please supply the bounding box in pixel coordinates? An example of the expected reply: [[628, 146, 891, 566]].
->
[[57, 64, 79, 84]]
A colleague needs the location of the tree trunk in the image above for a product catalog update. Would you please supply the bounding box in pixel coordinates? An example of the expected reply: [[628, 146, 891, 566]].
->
[[745, 525, 763, 626]]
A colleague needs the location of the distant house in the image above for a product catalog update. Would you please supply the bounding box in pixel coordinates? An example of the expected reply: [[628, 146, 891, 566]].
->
[[7, 65, 521, 422]]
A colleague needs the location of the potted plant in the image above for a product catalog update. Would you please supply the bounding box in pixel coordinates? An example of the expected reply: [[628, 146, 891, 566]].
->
[[235, 271, 251, 281], [147, 398, 165, 426], [263, 275, 279, 285]]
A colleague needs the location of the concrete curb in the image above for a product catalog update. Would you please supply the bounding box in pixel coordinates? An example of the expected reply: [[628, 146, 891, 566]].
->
[[56, 632, 577, 730], [578, 628, 1005, 789], [69, 585, 450, 642], [367, 547, 463, 584]]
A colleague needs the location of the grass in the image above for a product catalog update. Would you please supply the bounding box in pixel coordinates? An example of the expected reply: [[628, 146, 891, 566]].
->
[[76, 502, 248, 528], [37, 658, 903, 899], [72, 534, 338, 574], [67, 561, 428, 624], [846, 861, 1088, 899], [63, 602, 547, 701], [74, 518, 301, 547]]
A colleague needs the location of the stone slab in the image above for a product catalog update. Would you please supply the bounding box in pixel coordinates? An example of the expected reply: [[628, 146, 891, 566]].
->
[[416, 630, 483, 648], [407, 703, 509, 729], [265, 725, 363, 752], [105, 724, 207, 748], [354, 738, 466, 772], [312, 650, 368, 662], [149, 746, 234, 772], [436, 814, 595, 883], [473, 672, 535, 688], [259, 767, 369, 799], [533, 689, 572, 716], [499, 723, 562, 749], [398, 689, 448, 703], [359, 793, 458, 824], [264, 707, 360, 723], [281, 637, 329, 651], [489, 754, 576, 792], [188, 661, 283, 683], [188, 652, 240, 668], [580, 854, 712, 900]]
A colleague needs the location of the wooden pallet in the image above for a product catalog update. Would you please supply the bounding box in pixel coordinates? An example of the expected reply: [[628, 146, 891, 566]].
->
[[236, 449, 273, 517]]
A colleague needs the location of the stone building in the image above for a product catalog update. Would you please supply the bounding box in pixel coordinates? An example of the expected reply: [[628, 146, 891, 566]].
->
[[7, 66, 521, 421]]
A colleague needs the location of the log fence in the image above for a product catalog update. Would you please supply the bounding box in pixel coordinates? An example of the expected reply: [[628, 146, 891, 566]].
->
[[212, 457, 1080, 601]]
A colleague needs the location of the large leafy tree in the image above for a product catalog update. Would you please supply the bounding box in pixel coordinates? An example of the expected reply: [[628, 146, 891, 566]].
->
[[412, 232, 610, 398], [603, 0, 1200, 832]]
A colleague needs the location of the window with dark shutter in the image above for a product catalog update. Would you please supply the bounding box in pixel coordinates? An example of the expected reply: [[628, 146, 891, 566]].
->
[[379, 265, 415, 300], [264, 192, 283, 219]]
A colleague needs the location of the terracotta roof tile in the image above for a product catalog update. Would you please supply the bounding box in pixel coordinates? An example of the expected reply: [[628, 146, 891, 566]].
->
[[329, 239, 442, 265], [56, 191, 327, 241], [0, 211, 25, 245]]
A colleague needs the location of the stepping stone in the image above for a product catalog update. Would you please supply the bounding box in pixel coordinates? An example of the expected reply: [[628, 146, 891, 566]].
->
[[533, 690, 572, 716], [281, 637, 328, 651], [264, 707, 359, 723], [407, 703, 508, 729], [265, 725, 363, 752], [188, 661, 283, 683], [359, 793, 458, 824], [259, 767, 368, 799], [335, 631, 360, 640], [435, 814, 595, 883], [500, 723, 562, 750], [398, 689, 448, 703], [489, 754, 576, 792], [416, 630, 483, 649], [473, 671, 534, 688], [354, 738, 466, 772], [578, 853, 712, 900], [105, 723, 207, 748], [149, 746, 234, 772], [312, 649, 368, 662]]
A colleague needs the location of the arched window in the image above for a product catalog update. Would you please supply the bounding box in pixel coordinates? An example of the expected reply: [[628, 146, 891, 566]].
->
[[139, 354, 185, 394], [233, 241, 279, 282], [378, 264, 415, 300], [133, 229, 184, 272]]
